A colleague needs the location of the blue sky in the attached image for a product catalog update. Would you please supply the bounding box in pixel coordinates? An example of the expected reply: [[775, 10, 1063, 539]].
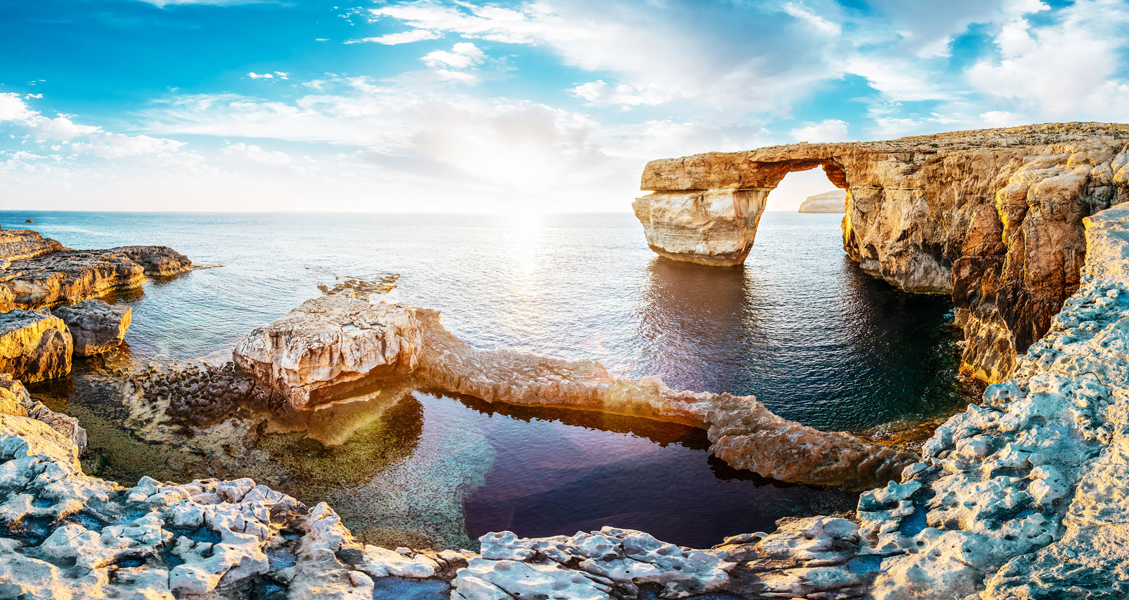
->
[[2, 0, 1128, 212]]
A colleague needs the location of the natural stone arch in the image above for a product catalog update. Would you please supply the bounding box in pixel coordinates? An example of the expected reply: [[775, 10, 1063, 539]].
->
[[632, 123, 1129, 382], [631, 157, 848, 266]]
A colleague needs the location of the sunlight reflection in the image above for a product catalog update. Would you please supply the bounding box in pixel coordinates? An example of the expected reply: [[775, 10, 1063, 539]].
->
[[508, 212, 543, 278]]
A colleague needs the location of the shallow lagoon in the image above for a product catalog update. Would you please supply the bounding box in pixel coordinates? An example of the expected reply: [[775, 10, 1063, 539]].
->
[[13, 210, 974, 549]]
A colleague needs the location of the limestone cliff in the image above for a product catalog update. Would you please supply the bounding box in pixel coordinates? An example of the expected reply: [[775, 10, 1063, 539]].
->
[[798, 189, 847, 213], [634, 122, 1129, 382]]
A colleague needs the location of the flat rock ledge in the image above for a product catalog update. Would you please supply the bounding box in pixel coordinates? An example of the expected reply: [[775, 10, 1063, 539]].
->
[[0, 229, 192, 311], [234, 296, 914, 490], [53, 299, 132, 356]]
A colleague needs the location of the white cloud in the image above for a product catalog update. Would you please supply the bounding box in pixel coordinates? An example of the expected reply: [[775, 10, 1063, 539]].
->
[[967, 0, 1129, 120], [248, 72, 274, 79], [422, 42, 485, 68], [782, 2, 841, 35], [72, 134, 186, 159], [365, 0, 840, 112], [221, 142, 292, 165], [0, 94, 35, 122], [569, 81, 675, 108], [791, 119, 850, 143], [274, 71, 290, 80], [979, 111, 1027, 127], [25, 94, 42, 100], [348, 29, 440, 45]]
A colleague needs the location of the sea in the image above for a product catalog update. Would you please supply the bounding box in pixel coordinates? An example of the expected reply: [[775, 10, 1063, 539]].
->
[[9, 210, 975, 550]]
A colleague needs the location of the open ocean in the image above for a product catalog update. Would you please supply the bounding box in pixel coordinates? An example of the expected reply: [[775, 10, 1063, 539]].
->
[[11, 210, 972, 549]]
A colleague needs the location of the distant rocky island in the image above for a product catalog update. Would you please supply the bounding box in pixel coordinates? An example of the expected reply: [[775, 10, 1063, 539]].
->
[[798, 189, 847, 213], [3, 122, 1129, 599]]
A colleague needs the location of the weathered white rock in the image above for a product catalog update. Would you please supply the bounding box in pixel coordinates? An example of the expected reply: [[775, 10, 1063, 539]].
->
[[233, 297, 423, 409], [798, 189, 847, 213], [53, 299, 131, 356], [0, 309, 72, 382]]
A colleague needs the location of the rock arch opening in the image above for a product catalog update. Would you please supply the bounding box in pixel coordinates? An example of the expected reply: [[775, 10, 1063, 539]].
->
[[632, 124, 1129, 383]]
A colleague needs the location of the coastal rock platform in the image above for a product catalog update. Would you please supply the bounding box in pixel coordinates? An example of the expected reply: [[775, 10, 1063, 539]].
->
[[0, 229, 192, 312]]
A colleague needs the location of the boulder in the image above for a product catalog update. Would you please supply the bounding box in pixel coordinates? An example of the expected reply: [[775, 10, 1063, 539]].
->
[[235, 296, 916, 489], [54, 299, 132, 356], [0, 309, 71, 382]]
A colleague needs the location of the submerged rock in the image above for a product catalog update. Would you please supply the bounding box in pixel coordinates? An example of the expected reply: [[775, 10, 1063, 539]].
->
[[635, 123, 1129, 383], [0, 308, 72, 382], [798, 189, 847, 213], [54, 299, 132, 356], [234, 295, 916, 490]]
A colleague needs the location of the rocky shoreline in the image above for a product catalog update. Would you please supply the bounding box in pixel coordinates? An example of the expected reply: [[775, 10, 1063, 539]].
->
[[3, 161, 1129, 598]]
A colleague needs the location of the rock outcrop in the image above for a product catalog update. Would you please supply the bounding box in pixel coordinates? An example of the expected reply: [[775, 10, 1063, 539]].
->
[[0, 230, 193, 312], [233, 296, 916, 490], [232, 297, 423, 410], [798, 189, 847, 213], [53, 299, 132, 356], [0, 309, 72, 382], [634, 122, 1129, 383]]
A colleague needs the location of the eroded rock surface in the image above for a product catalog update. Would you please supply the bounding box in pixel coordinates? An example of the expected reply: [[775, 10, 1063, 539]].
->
[[233, 297, 423, 410], [0, 229, 192, 311], [54, 299, 132, 356], [234, 296, 916, 489], [0, 308, 72, 382], [0, 229, 63, 263], [636, 122, 1129, 382], [798, 189, 847, 213]]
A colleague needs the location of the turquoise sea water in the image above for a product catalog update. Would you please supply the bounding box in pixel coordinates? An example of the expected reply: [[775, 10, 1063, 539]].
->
[[11, 210, 972, 549]]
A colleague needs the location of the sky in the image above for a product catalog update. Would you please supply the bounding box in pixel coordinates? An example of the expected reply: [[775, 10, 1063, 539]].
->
[[2, 0, 1129, 213]]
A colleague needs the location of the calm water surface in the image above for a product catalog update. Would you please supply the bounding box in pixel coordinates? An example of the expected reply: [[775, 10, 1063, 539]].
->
[[10, 210, 970, 549]]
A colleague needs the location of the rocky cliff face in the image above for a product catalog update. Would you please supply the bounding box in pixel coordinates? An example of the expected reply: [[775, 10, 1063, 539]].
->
[[634, 122, 1129, 382]]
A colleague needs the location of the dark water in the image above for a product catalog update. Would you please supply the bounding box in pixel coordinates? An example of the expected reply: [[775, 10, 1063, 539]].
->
[[9, 210, 970, 549]]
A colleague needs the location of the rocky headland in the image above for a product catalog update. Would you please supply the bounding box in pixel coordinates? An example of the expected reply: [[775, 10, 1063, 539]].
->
[[634, 122, 1129, 384], [798, 190, 847, 213]]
